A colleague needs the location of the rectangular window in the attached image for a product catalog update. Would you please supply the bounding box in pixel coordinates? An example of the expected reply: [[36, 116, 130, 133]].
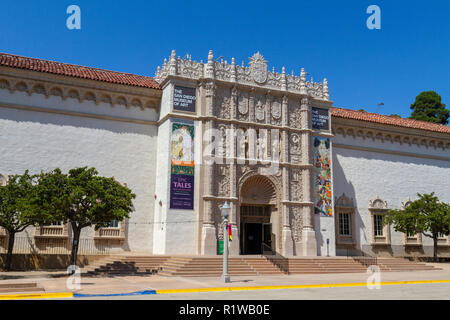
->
[[374, 214, 384, 236], [407, 231, 416, 237], [108, 220, 119, 228], [339, 213, 350, 235]]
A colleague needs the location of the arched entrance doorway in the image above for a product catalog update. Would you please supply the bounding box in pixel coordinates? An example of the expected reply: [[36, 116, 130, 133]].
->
[[239, 175, 278, 255]]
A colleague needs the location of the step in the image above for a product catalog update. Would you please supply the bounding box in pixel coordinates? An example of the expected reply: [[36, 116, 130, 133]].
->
[[0, 287, 45, 294], [0, 282, 38, 289]]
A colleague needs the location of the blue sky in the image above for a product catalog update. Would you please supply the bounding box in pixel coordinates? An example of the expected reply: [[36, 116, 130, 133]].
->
[[1, 0, 449, 117]]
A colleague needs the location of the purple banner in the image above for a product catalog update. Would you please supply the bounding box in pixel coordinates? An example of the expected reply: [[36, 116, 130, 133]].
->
[[170, 174, 194, 210]]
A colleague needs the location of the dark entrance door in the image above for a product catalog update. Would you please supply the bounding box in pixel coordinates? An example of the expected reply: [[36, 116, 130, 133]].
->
[[244, 223, 262, 254], [240, 205, 272, 255]]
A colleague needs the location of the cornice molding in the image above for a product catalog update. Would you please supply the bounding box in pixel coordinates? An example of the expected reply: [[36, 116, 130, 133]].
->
[[0, 67, 161, 111], [332, 120, 450, 151], [0, 102, 157, 126]]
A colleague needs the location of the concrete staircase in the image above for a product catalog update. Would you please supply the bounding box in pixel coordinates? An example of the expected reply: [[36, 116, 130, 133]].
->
[[81, 255, 442, 277], [0, 282, 45, 294], [82, 255, 170, 276], [265, 258, 368, 274], [376, 258, 441, 272], [158, 257, 258, 277]]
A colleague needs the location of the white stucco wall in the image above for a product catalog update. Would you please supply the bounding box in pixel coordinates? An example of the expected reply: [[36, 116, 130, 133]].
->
[[152, 81, 199, 255], [0, 89, 158, 252], [333, 132, 450, 256]]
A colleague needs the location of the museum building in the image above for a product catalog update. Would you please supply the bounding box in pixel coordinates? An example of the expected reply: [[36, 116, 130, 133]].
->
[[0, 50, 449, 258]]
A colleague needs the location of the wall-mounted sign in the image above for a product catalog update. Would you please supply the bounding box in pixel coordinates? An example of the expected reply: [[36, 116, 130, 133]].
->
[[312, 107, 329, 130], [173, 86, 196, 113], [170, 123, 195, 210], [313, 136, 333, 217]]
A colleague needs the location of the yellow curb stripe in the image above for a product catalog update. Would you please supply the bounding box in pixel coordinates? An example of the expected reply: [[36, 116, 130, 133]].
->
[[0, 292, 73, 300], [156, 279, 450, 294]]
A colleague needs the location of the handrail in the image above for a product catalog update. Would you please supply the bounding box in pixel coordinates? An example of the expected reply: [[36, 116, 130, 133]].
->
[[352, 252, 377, 267], [261, 243, 289, 274]]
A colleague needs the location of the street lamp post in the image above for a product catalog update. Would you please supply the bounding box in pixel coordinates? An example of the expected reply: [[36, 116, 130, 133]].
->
[[221, 201, 231, 283]]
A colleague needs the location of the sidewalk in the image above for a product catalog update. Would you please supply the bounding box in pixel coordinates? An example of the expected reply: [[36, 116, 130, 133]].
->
[[0, 262, 449, 297], [0, 268, 445, 296]]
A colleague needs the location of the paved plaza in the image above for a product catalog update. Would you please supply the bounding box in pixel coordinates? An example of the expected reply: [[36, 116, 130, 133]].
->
[[0, 262, 449, 300]]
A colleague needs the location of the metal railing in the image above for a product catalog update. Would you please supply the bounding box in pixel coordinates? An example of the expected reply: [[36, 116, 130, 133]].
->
[[0, 236, 113, 255], [261, 243, 289, 274], [352, 252, 377, 267]]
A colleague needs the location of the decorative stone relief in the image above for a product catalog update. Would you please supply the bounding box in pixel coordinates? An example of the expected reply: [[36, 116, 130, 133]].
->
[[290, 206, 303, 242], [288, 100, 302, 128], [215, 61, 232, 81], [156, 50, 331, 101], [215, 165, 230, 197], [238, 92, 249, 116], [255, 95, 265, 122], [290, 169, 302, 202], [271, 98, 282, 126], [249, 52, 268, 84], [213, 202, 225, 240], [289, 133, 301, 162], [215, 87, 231, 119], [369, 196, 388, 210]]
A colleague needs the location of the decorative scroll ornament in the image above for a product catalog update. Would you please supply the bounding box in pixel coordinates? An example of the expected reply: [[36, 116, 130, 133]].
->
[[249, 52, 268, 84]]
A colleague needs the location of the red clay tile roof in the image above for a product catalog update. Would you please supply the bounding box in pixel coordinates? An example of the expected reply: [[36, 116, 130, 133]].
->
[[331, 107, 450, 134], [0, 52, 160, 90], [1, 53, 448, 134]]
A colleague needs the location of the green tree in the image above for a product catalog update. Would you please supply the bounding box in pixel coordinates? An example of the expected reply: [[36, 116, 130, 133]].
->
[[384, 193, 450, 262], [409, 91, 449, 125], [0, 171, 42, 270], [36, 167, 135, 269]]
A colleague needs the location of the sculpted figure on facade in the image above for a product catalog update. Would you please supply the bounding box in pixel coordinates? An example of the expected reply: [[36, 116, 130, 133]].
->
[[255, 95, 266, 122], [289, 133, 301, 163], [215, 87, 231, 119], [289, 99, 302, 128]]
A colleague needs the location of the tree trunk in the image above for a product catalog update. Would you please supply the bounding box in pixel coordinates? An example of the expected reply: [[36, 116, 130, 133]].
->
[[70, 223, 81, 272], [5, 231, 16, 271], [433, 235, 438, 263]]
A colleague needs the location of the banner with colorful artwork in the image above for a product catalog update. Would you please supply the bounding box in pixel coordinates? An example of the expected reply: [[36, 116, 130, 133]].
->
[[170, 123, 195, 210], [313, 136, 333, 217]]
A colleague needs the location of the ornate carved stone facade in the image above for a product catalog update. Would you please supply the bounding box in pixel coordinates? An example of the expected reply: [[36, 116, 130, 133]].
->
[[156, 50, 332, 257]]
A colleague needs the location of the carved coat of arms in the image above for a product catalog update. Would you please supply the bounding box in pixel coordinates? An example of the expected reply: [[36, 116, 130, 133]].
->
[[249, 52, 268, 84], [271, 100, 281, 119]]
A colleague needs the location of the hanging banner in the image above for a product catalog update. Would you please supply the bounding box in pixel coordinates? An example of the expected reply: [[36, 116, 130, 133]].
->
[[313, 136, 333, 217], [170, 123, 195, 210]]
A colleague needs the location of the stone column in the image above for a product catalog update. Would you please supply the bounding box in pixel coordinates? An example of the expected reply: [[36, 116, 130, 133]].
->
[[229, 86, 239, 255], [201, 70, 218, 254], [300, 97, 317, 256], [280, 95, 294, 256]]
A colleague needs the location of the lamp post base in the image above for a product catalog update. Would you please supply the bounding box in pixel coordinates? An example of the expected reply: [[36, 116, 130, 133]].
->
[[221, 274, 230, 283]]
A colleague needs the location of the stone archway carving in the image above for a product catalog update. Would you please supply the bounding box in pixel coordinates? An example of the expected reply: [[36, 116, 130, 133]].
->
[[237, 171, 283, 252]]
